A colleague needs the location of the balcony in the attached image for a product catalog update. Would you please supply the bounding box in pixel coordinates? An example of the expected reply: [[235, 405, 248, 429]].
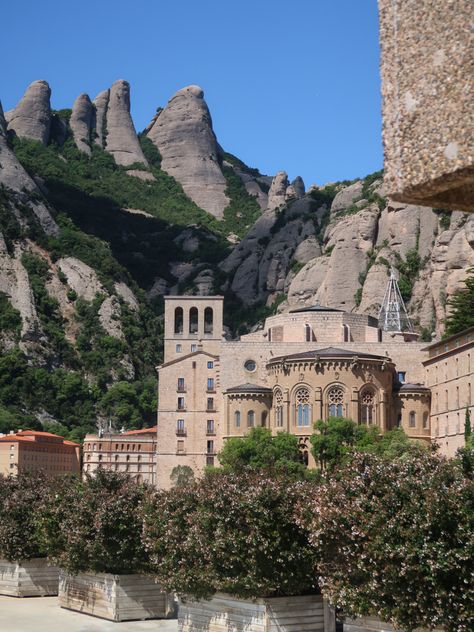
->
[[206, 389, 216, 394], [206, 430, 216, 437], [177, 387, 186, 393], [176, 407, 186, 413], [176, 428, 187, 436]]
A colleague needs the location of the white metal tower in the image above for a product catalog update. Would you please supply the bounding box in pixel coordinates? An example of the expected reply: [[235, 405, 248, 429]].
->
[[378, 268, 414, 332]]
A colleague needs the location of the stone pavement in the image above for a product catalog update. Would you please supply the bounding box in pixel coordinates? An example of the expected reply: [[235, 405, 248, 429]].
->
[[0, 595, 179, 632]]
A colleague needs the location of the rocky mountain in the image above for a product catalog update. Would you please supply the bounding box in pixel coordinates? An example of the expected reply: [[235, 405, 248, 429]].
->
[[0, 78, 472, 437]]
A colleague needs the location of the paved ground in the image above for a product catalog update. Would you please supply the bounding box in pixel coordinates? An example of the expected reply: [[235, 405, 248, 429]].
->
[[0, 596, 179, 632]]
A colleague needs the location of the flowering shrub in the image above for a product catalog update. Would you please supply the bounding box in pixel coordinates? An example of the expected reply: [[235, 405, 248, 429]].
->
[[0, 472, 53, 562], [296, 451, 474, 632], [143, 470, 318, 600], [37, 470, 151, 575]]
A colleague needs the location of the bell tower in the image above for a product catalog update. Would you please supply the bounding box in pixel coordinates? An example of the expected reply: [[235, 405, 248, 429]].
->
[[163, 295, 224, 363]]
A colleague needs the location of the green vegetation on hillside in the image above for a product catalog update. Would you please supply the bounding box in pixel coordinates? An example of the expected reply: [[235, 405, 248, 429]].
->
[[444, 267, 474, 336], [220, 165, 262, 237]]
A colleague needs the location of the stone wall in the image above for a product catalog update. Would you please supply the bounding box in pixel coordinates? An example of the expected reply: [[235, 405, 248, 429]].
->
[[378, 0, 473, 212]]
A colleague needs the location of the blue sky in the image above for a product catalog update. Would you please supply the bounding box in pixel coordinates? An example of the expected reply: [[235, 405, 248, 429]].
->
[[1, 0, 382, 187]]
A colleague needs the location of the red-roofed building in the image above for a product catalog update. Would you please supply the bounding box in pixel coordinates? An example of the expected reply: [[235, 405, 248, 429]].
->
[[83, 427, 157, 485], [0, 430, 81, 476]]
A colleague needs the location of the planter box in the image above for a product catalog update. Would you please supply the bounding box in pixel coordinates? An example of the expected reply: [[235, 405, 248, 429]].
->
[[179, 592, 336, 632], [0, 558, 59, 597], [344, 615, 444, 632], [59, 570, 174, 622]]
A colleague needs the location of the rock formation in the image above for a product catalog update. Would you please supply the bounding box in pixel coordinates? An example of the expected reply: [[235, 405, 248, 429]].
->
[[6, 80, 51, 144], [146, 85, 229, 218], [267, 171, 289, 210], [70, 93, 95, 155], [104, 80, 148, 167], [286, 176, 305, 199], [0, 102, 58, 235], [93, 89, 109, 148]]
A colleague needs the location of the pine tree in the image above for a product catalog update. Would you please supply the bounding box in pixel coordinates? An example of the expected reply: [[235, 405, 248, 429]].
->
[[444, 267, 474, 336], [464, 407, 472, 447]]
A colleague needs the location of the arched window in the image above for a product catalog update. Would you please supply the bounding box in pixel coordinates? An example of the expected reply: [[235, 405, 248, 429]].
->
[[261, 411, 268, 427], [409, 411, 416, 427], [360, 389, 375, 425], [174, 307, 183, 334], [204, 307, 213, 334], [189, 307, 198, 334], [295, 388, 311, 427], [423, 412, 429, 429], [274, 389, 284, 427], [328, 386, 345, 418], [305, 324, 315, 342], [247, 410, 255, 427], [343, 324, 350, 342], [234, 410, 241, 428]]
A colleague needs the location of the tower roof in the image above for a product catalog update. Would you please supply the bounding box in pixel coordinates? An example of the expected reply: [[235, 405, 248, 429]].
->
[[378, 268, 414, 333]]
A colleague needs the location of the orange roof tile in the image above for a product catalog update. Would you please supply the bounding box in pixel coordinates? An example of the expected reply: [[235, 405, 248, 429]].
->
[[16, 430, 65, 439], [121, 426, 157, 435], [0, 430, 79, 447]]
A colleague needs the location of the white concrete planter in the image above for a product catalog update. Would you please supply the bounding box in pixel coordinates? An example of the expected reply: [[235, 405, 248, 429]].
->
[[179, 592, 336, 632], [59, 570, 174, 622], [0, 558, 59, 597], [343, 615, 444, 632]]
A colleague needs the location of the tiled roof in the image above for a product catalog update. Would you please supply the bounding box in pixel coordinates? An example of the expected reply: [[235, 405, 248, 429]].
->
[[16, 430, 64, 438], [0, 430, 79, 447], [225, 383, 273, 394], [122, 426, 157, 435], [269, 347, 389, 363], [398, 382, 430, 392], [289, 304, 344, 314]]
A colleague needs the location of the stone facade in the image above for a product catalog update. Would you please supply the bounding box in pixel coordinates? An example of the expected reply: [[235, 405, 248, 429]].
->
[[423, 326, 474, 456], [378, 0, 474, 212], [0, 430, 80, 477], [156, 298, 436, 488], [83, 427, 157, 485]]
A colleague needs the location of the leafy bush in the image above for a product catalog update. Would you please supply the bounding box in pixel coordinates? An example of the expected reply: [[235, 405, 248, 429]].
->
[[37, 470, 151, 575], [143, 470, 319, 599], [217, 427, 309, 478], [0, 472, 53, 561], [0, 292, 21, 338], [310, 417, 418, 471], [296, 451, 474, 632]]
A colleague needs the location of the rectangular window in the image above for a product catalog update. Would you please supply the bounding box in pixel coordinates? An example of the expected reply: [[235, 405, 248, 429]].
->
[[177, 377, 185, 391], [207, 377, 215, 391], [207, 397, 214, 411], [177, 397, 185, 410], [176, 419, 185, 434], [206, 419, 215, 434], [176, 344, 182, 353], [177, 440, 185, 454], [206, 456, 215, 467], [397, 371, 406, 384], [207, 440, 214, 454], [207, 361, 214, 369], [191, 344, 198, 353]]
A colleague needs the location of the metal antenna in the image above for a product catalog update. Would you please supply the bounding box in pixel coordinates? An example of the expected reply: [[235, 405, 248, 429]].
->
[[378, 267, 414, 332]]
